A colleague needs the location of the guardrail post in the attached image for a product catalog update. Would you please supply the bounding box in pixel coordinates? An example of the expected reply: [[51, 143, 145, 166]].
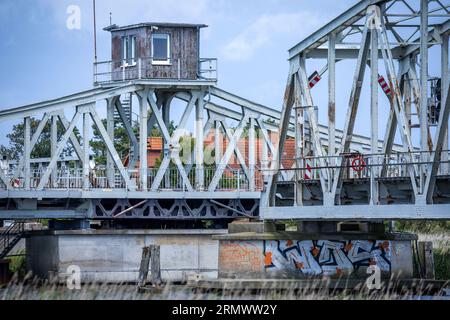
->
[[237, 170, 241, 191], [24, 117, 31, 191]]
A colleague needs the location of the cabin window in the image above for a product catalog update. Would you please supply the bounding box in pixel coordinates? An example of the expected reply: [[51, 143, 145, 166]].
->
[[152, 34, 170, 64], [121, 35, 137, 66]]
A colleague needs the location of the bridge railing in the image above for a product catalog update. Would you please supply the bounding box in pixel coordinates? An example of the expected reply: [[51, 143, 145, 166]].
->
[[278, 150, 450, 182], [0, 166, 263, 192], [93, 57, 218, 85]]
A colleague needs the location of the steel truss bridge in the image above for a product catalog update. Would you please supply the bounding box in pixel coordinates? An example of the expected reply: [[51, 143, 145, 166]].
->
[[265, 0, 450, 221], [0, 0, 449, 222]]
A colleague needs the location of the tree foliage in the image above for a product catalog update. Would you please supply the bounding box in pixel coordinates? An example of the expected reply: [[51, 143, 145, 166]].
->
[[90, 119, 137, 165], [0, 117, 77, 160], [0, 115, 178, 167], [90, 118, 177, 166]]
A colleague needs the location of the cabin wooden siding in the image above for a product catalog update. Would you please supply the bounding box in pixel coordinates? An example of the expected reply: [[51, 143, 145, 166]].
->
[[111, 26, 200, 80]]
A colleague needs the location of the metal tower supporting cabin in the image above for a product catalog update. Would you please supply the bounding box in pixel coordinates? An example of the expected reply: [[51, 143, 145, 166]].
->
[[264, 0, 450, 220]]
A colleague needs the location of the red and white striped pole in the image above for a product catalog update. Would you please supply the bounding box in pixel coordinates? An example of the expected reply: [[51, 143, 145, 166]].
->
[[304, 158, 313, 180], [308, 71, 322, 89], [378, 75, 392, 97], [307, 68, 393, 99]]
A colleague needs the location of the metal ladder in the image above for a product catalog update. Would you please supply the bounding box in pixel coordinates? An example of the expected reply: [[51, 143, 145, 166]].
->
[[0, 222, 25, 259]]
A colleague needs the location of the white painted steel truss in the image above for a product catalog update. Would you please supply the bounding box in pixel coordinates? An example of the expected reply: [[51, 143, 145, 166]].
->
[[264, 0, 450, 220], [0, 81, 303, 219], [2, 0, 449, 221]]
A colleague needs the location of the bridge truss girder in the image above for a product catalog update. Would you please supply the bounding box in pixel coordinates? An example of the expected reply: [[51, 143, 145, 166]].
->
[[265, 0, 450, 220], [0, 79, 300, 219]]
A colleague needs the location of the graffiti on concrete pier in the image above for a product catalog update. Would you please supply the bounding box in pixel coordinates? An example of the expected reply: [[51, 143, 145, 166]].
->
[[264, 240, 391, 276]]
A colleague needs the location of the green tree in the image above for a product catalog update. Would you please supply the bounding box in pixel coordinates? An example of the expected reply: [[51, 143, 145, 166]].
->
[[0, 117, 78, 160], [90, 119, 138, 165], [150, 120, 177, 137], [89, 118, 177, 165]]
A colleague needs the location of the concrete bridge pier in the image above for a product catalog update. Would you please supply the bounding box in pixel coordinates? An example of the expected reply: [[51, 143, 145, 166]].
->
[[215, 221, 416, 281], [24, 221, 418, 285]]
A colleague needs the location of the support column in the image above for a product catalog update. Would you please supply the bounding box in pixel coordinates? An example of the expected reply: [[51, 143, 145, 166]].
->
[[106, 98, 115, 187], [24, 117, 31, 190], [195, 93, 205, 190], [214, 121, 222, 167], [139, 95, 148, 191], [441, 34, 449, 174], [420, 0, 429, 193], [404, 73, 412, 136], [83, 112, 90, 191], [328, 32, 336, 192], [294, 75, 304, 206], [249, 117, 256, 191], [162, 95, 171, 189], [262, 129, 269, 183], [51, 115, 58, 188], [370, 25, 379, 205]]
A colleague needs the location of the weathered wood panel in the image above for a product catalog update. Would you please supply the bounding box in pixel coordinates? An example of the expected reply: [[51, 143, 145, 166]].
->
[[110, 25, 200, 81]]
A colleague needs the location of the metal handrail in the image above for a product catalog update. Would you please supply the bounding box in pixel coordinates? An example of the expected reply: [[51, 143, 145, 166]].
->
[[0, 222, 25, 257], [284, 150, 450, 161], [94, 57, 218, 84]]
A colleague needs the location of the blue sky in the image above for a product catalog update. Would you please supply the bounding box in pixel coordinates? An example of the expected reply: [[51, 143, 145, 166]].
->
[[0, 0, 446, 148]]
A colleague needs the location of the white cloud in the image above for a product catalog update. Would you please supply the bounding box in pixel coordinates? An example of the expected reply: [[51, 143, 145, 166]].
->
[[221, 12, 324, 61]]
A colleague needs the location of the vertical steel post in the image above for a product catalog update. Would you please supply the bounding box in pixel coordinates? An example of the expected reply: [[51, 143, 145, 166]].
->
[[139, 94, 148, 191], [214, 120, 222, 167], [331, 19, 371, 200], [106, 98, 115, 187], [420, 0, 429, 193], [441, 34, 449, 174], [328, 32, 336, 191], [24, 117, 31, 190], [298, 56, 328, 189], [51, 115, 58, 188], [370, 20, 379, 205], [404, 73, 412, 136], [294, 75, 304, 206], [262, 129, 269, 175], [195, 93, 205, 190], [83, 112, 90, 191], [249, 117, 256, 191], [162, 95, 171, 189], [267, 65, 296, 206]]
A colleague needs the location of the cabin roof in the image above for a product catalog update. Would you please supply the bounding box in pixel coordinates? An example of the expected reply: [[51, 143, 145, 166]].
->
[[104, 22, 208, 32]]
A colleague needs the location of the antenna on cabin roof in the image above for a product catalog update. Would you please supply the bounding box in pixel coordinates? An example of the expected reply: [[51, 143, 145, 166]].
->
[[109, 12, 112, 26], [93, 0, 97, 64]]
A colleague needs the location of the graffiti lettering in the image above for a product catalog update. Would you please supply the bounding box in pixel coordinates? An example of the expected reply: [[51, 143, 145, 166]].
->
[[264, 240, 391, 276]]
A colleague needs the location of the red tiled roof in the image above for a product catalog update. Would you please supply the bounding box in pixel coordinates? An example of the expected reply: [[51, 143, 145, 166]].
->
[[126, 134, 296, 169]]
